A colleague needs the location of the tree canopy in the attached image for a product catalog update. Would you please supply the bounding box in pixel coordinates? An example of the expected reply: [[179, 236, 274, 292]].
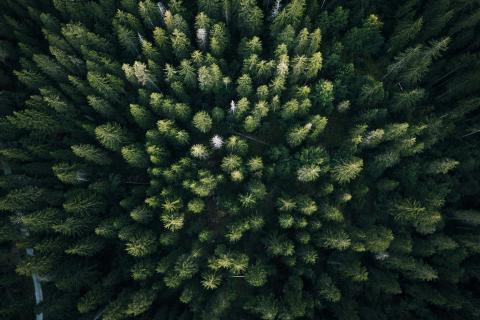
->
[[0, 0, 479, 320]]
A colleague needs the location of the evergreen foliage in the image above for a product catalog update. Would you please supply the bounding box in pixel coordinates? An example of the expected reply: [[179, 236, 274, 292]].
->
[[0, 0, 479, 319]]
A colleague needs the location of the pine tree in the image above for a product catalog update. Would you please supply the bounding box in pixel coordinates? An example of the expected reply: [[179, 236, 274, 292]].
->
[[245, 262, 267, 287], [345, 14, 384, 57], [1, 1, 479, 319], [287, 123, 312, 147], [236, 74, 253, 97], [87, 95, 116, 117], [237, 0, 264, 36], [71, 144, 111, 165], [190, 144, 209, 160], [129, 103, 155, 128], [331, 157, 364, 184], [121, 144, 149, 168], [192, 111, 213, 133], [209, 23, 228, 57], [297, 164, 321, 182], [125, 231, 157, 257], [171, 29, 191, 60], [95, 122, 131, 151]]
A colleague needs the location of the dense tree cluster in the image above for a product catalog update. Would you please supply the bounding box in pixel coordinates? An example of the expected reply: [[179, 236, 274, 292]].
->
[[0, 0, 479, 319]]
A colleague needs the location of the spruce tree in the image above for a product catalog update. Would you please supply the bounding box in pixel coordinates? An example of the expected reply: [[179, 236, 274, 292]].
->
[[0, 0, 479, 319]]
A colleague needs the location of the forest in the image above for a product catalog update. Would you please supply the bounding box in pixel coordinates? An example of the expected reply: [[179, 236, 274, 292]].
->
[[0, 0, 479, 319]]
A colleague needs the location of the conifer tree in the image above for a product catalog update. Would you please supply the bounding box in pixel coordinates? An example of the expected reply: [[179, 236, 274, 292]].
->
[[0, 0, 479, 319], [95, 123, 131, 151]]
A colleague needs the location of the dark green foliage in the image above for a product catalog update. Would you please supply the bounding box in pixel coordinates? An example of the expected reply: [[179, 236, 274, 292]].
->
[[0, 0, 479, 319]]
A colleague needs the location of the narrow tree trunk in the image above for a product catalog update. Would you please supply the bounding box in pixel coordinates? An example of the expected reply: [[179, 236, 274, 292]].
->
[[1, 160, 44, 320]]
